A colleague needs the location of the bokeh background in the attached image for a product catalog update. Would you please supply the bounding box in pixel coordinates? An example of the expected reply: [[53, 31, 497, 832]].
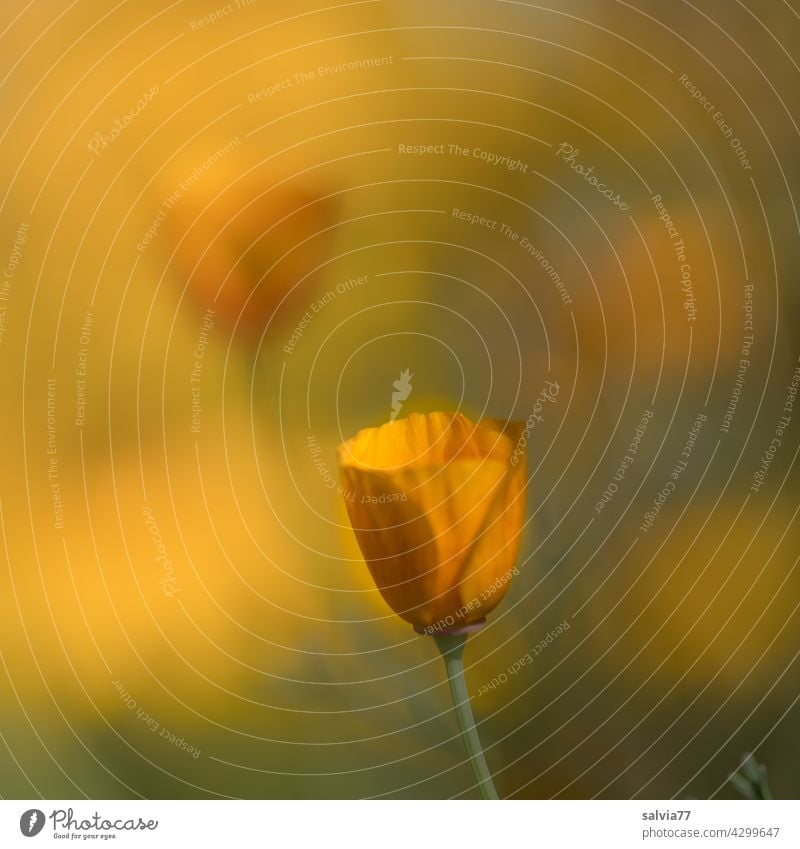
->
[[0, 0, 798, 799]]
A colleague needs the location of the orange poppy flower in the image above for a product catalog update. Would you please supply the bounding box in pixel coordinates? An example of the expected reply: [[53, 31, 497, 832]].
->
[[337, 412, 528, 631]]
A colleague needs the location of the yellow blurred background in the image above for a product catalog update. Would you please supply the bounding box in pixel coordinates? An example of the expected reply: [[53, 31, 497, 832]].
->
[[0, 0, 798, 799]]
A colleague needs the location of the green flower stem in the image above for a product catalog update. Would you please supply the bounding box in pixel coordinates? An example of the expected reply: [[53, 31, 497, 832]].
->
[[730, 753, 773, 800], [433, 632, 499, 800]]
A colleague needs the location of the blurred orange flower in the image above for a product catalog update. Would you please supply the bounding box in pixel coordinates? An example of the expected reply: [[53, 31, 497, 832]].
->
[[337, 412, 528, 631], [161, 164, 337, 336]]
